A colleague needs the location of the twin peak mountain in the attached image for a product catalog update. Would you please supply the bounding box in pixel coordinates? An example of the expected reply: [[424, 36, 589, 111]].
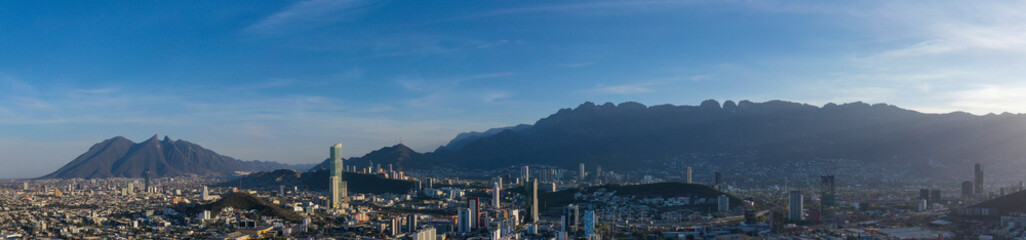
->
[[43, 99, 1026, 179]]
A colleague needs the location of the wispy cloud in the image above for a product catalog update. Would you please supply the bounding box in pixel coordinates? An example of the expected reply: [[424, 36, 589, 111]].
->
[[433, 0, 701, 24], [585, 83, 654, 95], [482, 91, 513, 103], [558, 62, 597, 68], [1, 75, 35, 93], [245, 0, 380, 35], [373, 35, 517, 57]]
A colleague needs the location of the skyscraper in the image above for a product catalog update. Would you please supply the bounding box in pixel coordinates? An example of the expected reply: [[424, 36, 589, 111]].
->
[[407, 214, 418, 232], [331, 143, 343, 176], [579, 163, 586, 180], [467, 197, 480, 230], [962, 181, 974, 200], [330, 177, 341, 208], [493, 182, 501, 208], [975, 163, 984, 194], [202, 186, 209, 200], [563, 204, 579, 233], [340, 181, 348, 198], [686, 166, 693, 184], [531, 179, 539, 223], [458, 208, 472, 233], [330, 143, 345, 209], [583, 210, 595, 237], [820, 175, 835, 208], [718, 195, 730, 213], [714, 171, 722, 186], [788, 190, 803, 222], [596, 165, 602, 178], [522, 165, 530, 182], [144, 170, 151, 192]]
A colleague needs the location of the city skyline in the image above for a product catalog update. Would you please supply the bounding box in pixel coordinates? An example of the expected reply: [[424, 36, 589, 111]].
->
[[3, 1, 1026, 179]]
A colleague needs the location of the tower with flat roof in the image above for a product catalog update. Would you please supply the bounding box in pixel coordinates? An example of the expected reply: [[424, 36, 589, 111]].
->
[[686, 166, 693, 184], [975, 163, 984, 194], [531, 179, 539, 223], [330, 143, 346, 209], [788, 190, 803, 222], [579, 163, 586, 180]]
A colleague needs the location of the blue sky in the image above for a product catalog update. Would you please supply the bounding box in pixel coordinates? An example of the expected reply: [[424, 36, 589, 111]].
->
[[2, 0, 1026, 178]]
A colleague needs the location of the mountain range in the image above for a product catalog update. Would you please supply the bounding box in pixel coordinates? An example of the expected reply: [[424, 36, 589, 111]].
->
[[42, 100, 1026, 181], [327, 100, 1026, 182], [42, 135, 305, 179]]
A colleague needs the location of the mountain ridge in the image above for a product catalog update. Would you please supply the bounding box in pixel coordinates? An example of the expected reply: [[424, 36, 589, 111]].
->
[[42, 135, 307, 179], [415, 100, 1026, 181]]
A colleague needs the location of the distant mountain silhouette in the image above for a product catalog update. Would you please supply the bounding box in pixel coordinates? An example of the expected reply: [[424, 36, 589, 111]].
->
[[310, 144, 433, 171], [42, 135, 303, 179], [440, 124, 532, 151], [421, 100, 1026, 176]]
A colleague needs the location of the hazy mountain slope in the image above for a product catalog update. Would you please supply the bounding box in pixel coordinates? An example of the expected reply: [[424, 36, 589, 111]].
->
[[424, 100, 1026, 175], [441, 124, 532, 150], [42, 135, 305, 179]]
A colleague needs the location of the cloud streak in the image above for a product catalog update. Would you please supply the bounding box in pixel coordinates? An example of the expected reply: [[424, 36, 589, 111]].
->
[[245, 0, 379, 35], [585, 83, 654, 95]]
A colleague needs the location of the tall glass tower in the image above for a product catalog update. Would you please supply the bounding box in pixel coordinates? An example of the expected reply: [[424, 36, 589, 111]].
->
[[330, 143, 345, 209]]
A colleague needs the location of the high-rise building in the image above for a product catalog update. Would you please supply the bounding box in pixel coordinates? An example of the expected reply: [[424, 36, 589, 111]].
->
[[493, 182, 501, 208], [331, 143, 344, 176], [23, 182, 28, 191], [686, 166, 693, 183], [531, 179, 539, 223], [718, 195, 730, 213], [330, 143, 345, 209], [202, 186, 209, 200], [280, 185, 286, 197], [330, 177, 342, 208], [458, 208, 472, 233], [563, 204, 579, 233], [919, 188, 930, 202], [788, 190, 803, 222], [714, 171, 722, 186], [407, 214, 418, 232], [413, 227, 436, 240], [820, 175, 835, 208], [127, 183, 134, 195], [144, 170, 151, 191], [468, 197, 480, 230], [596, 165, 603, 178], [579, 163, 586, 180], [340, 181, 348, 198], [522, 165, 530, 182], [930, 189, 941, 204], [975, 163, 984, 194], [389, 217, 401, 236], [962, 181, 974, 199], [583, 210, 596, 237]]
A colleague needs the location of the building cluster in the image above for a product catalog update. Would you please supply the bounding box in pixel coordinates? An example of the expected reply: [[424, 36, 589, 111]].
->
[[6, 142, 1026, 240]]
